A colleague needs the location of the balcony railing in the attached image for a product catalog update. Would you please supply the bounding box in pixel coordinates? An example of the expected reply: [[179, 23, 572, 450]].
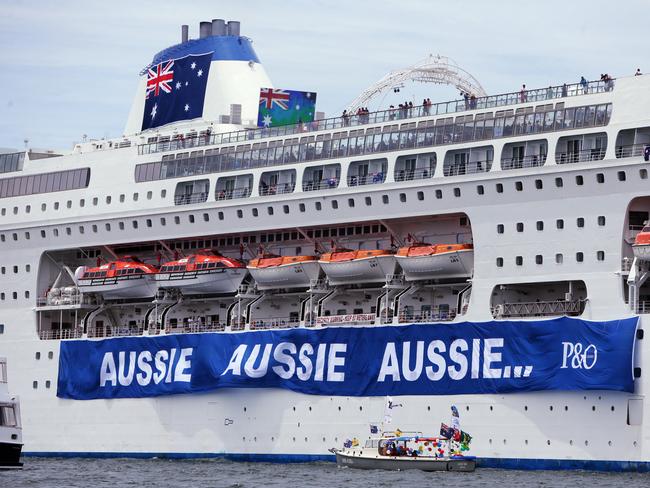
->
[[259, 182, 295, 196], [138, 79, 614, 156], [443, 159, 492, 176], [88, 326, 145, 338], [616, 143, 649, 159], [501, 154, 547, 170], [347, 173, 386, 186], [492, 299, 585, 318], [302, 178, 340, 191], [215, 187, 251, 200], [249, 317, 300, 330], [173, 192, 208, 205], [556, 148, 606, 164], [167, 321, 227, 333], [38, 329, 83, 340], [394, 168, 435, 181], [398, 307, 457, 323]]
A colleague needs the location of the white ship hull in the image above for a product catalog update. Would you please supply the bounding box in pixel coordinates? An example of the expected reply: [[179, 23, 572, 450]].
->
[[155, 269, 246, 295], [78, 276, 157, 300], [397, 249, 474, 281], [248, 261, 321, 290], [320, 256, 396, 285]]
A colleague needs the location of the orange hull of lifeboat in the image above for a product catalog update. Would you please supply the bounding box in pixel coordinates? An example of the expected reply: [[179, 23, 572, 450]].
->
[[633, 230, 650, 260], [396, 243, 474, 281], [319, 249, 396, 285], [248, 255, 321, 290], [77, 256, 158, 299], [156, 251, 246, 294]]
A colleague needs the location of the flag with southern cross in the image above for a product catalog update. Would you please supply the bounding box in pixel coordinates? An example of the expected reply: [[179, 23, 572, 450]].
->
[[141, 52, 213, 131], [257, 88, 317, 128]]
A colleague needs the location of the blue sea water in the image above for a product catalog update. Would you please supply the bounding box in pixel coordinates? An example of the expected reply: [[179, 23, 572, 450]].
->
[[5, 458, 650, 488]]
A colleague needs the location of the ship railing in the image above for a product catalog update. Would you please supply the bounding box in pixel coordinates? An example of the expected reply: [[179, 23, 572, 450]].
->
[[398, 307, 457, 323], [631, 301, 650, 314], [347, 173, 386, 187], [36, 292, 97, 308], [215, 187, 251, 200], [302, 178, 340, 191], [88, 326, 145, 338], [616, 143, 649, 159], [249, 317, 300, 330], [173, 192, 208, 205], [556, 148, 606, 164], [443, 159, 492, 176], [137, 79, 613, 156], [621, 257, 633, 272], [259, 182, 295, 196], [501, 154, 547, 170], [492, 299, 585, 318], [167, 321, 227, 334], [385, 274, 405, 286], [38, 328, 83, 340], [394, 168, 434, 182]]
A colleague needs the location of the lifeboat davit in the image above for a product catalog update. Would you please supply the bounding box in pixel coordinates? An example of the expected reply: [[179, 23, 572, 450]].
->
[[396, 243, 474, 281], [633, 226, 650, 260], [319, 249, 396, 285], [247, 254, 321, 290], [77, 256, 158, 299], [155, 250, 246, 295]]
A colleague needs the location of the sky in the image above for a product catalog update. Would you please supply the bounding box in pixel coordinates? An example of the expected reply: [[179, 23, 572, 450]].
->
[[0, 0, 646, 151]]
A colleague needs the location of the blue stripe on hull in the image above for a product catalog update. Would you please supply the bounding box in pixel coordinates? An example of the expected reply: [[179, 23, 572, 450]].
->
[[22, 451, 650, 472]]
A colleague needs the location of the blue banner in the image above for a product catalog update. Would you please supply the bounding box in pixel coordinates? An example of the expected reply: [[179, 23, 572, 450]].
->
[[57, 317, 638, 400], [141, 52, 212, 131]]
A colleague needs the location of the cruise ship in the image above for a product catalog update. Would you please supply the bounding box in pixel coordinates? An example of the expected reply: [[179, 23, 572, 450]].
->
[[0, 19, 649, 471]]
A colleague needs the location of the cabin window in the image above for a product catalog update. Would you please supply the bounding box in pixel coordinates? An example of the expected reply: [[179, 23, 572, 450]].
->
[[435, 189, 442, 199], [203, 213, 209, 222], [146, 219, 152, 227], [535, 179, 543, 189], [118, 222, 125, 230], [454, 188, 461, 197], [640, 169, 648, 179], [315, 202, 322, 210], [556, 219, 564, 229], [106, 196, 112, 204], [348, 198, 355, 207], [382, 195, 389, 204], [556, 253, 563, 264], [576, 252, 584, 262], [597, 251, 605, 261], [133, 192, 139, 201], [268, 206, 274, 215], [597, 173, 605, 183], [575, 175, 584, 185], [497, 224, 504, 234], [132, 220, 138, 229], [331, 200, 338, 209], [218, 211, 224, 220], [120, 194, 125, 202], [536, 221, 544, 231], [299, 203, 305, 212], [618, 171, 626, 181], [188, 214, 195, 223], [515, 181, 523, 191], [577, 217, 585, 228], [147, 191, 152, 200], [536, 255, 543, 265], [496, 183, 503, 193], [555, 177, 563, 187], [417, 191, 424, 200], [516, 222, 524, 232], [598, 216, 606, 226], [399, 193, 406, 202], [174, 216, 180, 224], [283, 205, 290, 214], [477, 185, 484, 195], [496, 257, 504, 267], [515, 256, 523, 266]]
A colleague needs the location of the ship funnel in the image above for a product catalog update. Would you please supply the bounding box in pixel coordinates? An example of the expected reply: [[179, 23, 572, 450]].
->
[[212, 18, 226, 36], [181, 24, 189, 43], [227, 20, 240, 36], [199, 21, 212, 38]]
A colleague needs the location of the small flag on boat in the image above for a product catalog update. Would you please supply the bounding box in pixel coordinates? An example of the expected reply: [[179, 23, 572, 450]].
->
[[440, 423, 454, 439]]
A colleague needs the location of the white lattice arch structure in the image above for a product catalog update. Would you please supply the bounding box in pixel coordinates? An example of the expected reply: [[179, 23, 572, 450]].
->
[[346, 54, 487, 112]]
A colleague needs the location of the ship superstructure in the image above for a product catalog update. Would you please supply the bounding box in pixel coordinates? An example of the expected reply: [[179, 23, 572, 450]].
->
[[0, 20, 649, 470]]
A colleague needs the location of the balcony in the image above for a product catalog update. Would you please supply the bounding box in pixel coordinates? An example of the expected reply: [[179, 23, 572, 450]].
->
[[347, 173, 385, 186], [443, 159, 492, 176], [215, 187, 251, 201], [259, 182, 295, 196], [303, 178, 339, 191], [173, 192, 208, 205], [501, 154, 547, 170], [556, 149, 606, 164]]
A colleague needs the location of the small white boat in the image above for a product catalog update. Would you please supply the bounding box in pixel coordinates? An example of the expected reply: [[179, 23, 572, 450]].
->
[[155, 250, 246, 295], [633, 226, 650, 260], [76, 256, 158, 299], [319, 249, 396, 285], [247, 254, 321, 290], [0, 357, 22, 470], [331, 433, 475, 472], [396, 243, 474, 281]]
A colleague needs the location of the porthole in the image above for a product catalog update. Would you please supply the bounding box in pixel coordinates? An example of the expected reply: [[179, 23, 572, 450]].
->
[[536, 221, 544, 231], [524, 405, 528, 411], [640, 169, 648, 179], [299, 203, 305, 212], [161, 189, 167, 198], [40, 230, 46, 238], [417, 191, 424, 200], [218, 212, 224, 220], [547, 440, 551, 446], [489, 439, 492, 444], [549, 405, 553, 411], [618, 171, 626, 181], [564, 405, 568, 411], [592, 405, 596, 411], [309, 406, 312, 411], [293, 406, 296, 411], [453, 187, 461, 197], [435, 189, 442, 199], [496, 257, 504, 267], [577, 217, 585, 228], [283, 205, 289, 214], [252, 208, 259, 217], [597, 215, 606, 226], [365, 197, 373, 206], [596, 173, 605, 183], [33, 381, 37, 389], [496, 183, 503, 193], [338, 406, 341, 411], [203, 213, 209, 222], [244, 407, 247, 412], [556, 219, 564, 229], [608, 440, 612, 446], [576, 252, 584, 263], [146, 219, 152, 228], [555, 177, 563, 187], [427, 406, 430, 411], [315, 202, 322, 210], [466, 406, 470, 411], [188, 214, 195, 223], [525, 439, 529, 445], [476, 185, 484, 195], [597, 251, 605, 261], [489, 405, 493, 411], [515, 181, 523, 191], [497, 224, 504, 234], [45, 380, 51, 389], [515, 256, 523, 266], [119, 194, 125, 203], [268, 206, 274, 215], [382, 195, 389, 204], [516, 222, 524, 232], [35, 352, 41, 360], [575, 175, 584, 185], [569, 440, 573, 445], [585, 440, 589, 446], [48, 351, 53, 359], [237, 210, 243, 218], [118, 222, 124, 230], [536, 255, 543, 265], [611, 405, 615, 411], [331, 200, 338, 209], [399, 193, 406, 203], [160, 217, 166, 226], [535, 179, 543, 189], [359, 406, 363, 411]]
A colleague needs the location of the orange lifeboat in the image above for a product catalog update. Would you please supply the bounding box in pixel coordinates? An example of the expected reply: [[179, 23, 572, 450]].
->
[[318, 248, 396, 285], [633, 226, 650, 260], [77, 256, 158, 299], [155, 250, 246, 295], [247, 254, 321, 290], [396, 243, 474, 281]]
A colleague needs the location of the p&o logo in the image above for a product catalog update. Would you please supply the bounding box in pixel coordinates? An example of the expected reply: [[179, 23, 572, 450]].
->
[[561, 342, 598, 370]]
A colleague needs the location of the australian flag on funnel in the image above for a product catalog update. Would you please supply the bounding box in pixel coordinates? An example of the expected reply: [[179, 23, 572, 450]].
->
[[141, 52, 212, 131]]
